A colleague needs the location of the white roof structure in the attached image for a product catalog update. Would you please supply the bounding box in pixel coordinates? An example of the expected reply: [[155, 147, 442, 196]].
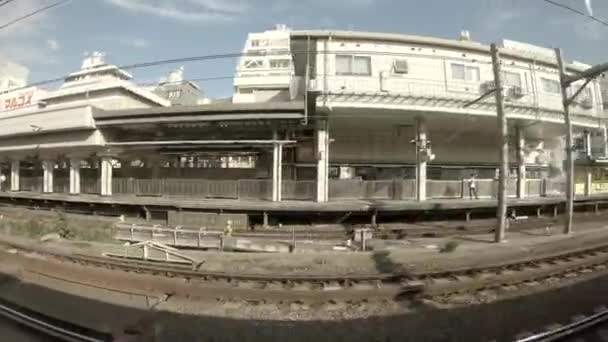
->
[[0, 57, 29, 92], [47, 51, 169, 107]]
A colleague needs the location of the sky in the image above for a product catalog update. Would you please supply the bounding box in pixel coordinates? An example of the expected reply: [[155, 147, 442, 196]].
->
[[0, 0, 607, 98]]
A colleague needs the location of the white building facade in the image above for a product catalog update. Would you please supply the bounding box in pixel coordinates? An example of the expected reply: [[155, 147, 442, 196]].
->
[[235, 27, 607, 201], [0, 52, 169, 196]]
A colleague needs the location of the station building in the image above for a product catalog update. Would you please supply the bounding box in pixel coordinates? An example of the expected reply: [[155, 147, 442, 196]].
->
[[0, 28, 606, 209]]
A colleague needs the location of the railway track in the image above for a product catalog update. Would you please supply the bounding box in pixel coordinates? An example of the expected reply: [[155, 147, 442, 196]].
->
[[515, 306, 608, 341], [3, 236, 608, 305], [0, 298, 111, 342]]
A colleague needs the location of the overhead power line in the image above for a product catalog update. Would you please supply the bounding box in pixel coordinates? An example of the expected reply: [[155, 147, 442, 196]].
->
[[541, 0, 608, 27], [0, 0, 17, 9], [0, 0, 71, 31], [7, 48, 496, 93]]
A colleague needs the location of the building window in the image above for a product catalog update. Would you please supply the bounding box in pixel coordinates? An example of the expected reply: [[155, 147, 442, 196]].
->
[[251, 39, 269, 47], [336, 55, 371, 76], [269, 59, 291, 68], [270, 39, 289, 47], [541, 78, 561, 94], [503, 71, 522, 87], [168, 90, 182, 98], [451, 63, 480, 81], [244, 59, 264, 69], [392, 59, 409, 74]]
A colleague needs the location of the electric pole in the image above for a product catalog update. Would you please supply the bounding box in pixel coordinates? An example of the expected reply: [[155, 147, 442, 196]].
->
[[554, 49, 608, 234], [491, 44, 508, 243], [555, 48, 574, 234]]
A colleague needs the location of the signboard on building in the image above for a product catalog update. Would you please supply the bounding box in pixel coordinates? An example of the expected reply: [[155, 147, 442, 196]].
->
[[0, 87, 44, 112]]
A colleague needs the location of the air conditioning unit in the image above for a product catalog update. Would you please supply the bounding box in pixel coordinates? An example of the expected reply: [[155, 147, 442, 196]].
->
[[580, 97, 593, 109], [509, 86, 525, 99], [480, 81, 495, 94], [535, 154, 550, 165]]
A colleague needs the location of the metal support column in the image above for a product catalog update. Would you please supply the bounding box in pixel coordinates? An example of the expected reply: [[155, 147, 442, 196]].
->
[[10, 160, 19, 192], [42, 160, 54, 193], [416, 118, 428, 202], [272, 132, 283, 202], [316, 121, 329, 203], [603, 126, 608, 158], [517, 126, 526, 199], [100, 156, 113, 196], [585, 131, 593, 196], [69, 158, 81, 195]]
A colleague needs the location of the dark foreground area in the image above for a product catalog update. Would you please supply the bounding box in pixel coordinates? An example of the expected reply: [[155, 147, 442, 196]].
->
[[2, 271, 608, 342], [0, 318, 59, 342]]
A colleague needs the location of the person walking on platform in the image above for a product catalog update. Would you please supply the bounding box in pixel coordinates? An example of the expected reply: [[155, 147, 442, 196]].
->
[[467, 173, 478, 200], [0, 173, 5, 192]]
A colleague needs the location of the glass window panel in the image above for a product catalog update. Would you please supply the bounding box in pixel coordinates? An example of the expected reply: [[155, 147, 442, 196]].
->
[[353, 56, 371, 75], [336, 55, 353, 75], [451, 63, 465, 80], [541, 78, 560, 94], [465, 66, 480, 81], [503, 71, 522, 87]]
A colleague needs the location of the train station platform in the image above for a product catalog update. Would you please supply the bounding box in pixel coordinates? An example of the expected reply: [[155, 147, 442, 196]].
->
[[0, 191, 607, 214]]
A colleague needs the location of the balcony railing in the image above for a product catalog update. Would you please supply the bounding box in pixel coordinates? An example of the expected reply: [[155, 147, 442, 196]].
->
[[313, 75, 599, 118]]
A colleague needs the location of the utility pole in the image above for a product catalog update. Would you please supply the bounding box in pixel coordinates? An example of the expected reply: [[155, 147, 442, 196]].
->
[[554, 49, 608, 234], [491, 44, 508, 243], [556, 48, 574, 234]]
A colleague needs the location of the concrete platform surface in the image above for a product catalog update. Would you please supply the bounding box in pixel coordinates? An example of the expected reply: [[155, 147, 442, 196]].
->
[[0, 190, 607, 213]]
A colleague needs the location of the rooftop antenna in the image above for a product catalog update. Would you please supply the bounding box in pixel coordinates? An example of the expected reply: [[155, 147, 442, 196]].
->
[[459, 30, 471, 41]]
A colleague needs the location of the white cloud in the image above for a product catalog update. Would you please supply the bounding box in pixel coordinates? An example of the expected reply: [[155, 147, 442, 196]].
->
[[575, 21, 603, 41], [548, 15, 603, 41], [271, 0, 376, 14], [0, 0, 61, 68], [46, 39, 60, 50], [121, 37, 149, 48], [105, 0, 249, 22], [106, 0, 378, 23]]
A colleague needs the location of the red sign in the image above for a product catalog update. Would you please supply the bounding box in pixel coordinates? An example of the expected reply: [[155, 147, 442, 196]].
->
[[3, 92, 33, 110], [0, 88, 40, 111]]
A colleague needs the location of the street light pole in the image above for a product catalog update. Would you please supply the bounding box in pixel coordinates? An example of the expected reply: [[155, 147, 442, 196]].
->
[[555, 48, 574, 234], [491, 44, 508, 243]]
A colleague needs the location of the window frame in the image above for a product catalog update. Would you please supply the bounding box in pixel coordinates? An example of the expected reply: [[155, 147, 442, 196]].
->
[[269, 59, 291, 69], [540, 77, 561, 94], [243, 59, 265, 69], [450, 63, 480, 82], [167, 90, 182, 99], [503, 70, 522, 88], [335, 54, 372, 76]]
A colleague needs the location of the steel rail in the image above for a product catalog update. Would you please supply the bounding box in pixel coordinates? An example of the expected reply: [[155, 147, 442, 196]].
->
[[4, 236, 608, 295], [0, 301, 108, 342], [516, 307, 608, 342]]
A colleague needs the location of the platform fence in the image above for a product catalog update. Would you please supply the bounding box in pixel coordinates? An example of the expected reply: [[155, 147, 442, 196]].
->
[[7, 176, 569, 201]]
